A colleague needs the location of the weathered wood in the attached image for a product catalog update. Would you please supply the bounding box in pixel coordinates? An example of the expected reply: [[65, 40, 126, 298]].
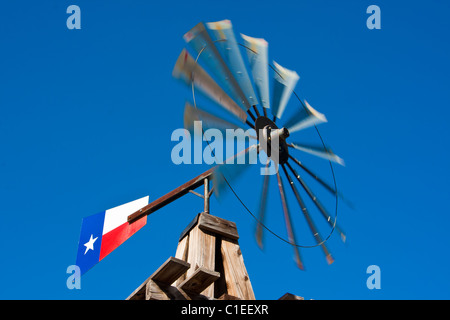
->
[[151, 256, 190, 285], [186, 224, 216, 297], [146, 279, 188, 300], [198, 213, 239, 240], [125, 257, 190, 300], [178, 267, 220, 294], [127, 214, 259, 301], [213, 236, 228, 298], [278, 292, 304, 300], [221, 238, 255, 300], [174, 235, 189, 287], [146, 279, 211, 300], [175, 234, 189, 261]]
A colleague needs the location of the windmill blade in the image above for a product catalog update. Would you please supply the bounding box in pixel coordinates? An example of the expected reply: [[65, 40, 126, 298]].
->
[[283, 100, 328, 133], [288, 142, 345, 166], [271, 61, 299, 120], [206, 20, 258, 108], [184, 101, 245, 135], [255, 160, 271, 249], [286, 161, 346, 243], [276, 171, 304, 270], [281, 164, 334, 264], [212, 144, 259, 198], [288, 154, 354, 209], [241, 34, 270, 109], [183, 22, 250, 111], [173, 49, 247, 122]]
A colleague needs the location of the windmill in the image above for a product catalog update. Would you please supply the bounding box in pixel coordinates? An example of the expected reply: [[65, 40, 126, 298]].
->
[[170, 20, 349, 270], [77, 19, 349, 300]]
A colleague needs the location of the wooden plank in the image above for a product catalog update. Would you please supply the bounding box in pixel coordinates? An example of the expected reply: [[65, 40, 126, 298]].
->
[[178, 267, 220, 294], [174, 235, 189, 287], [125, 257, 189, 300], [151, 256, 190, 285], [146, 279, 212, 300], [146, 279, 189, 300], [278, 292, 304, 300], [186, 224, 216, 297], [175, 235, 189, 261], [221, 238, 255, 300], [198, 213, 239, 240]]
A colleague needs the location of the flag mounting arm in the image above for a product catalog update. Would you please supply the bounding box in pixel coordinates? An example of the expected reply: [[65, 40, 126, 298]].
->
[[127, 167, 214, 223]]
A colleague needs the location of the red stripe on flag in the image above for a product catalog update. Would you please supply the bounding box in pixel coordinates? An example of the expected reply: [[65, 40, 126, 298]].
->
[[99, 216, 147, 261]]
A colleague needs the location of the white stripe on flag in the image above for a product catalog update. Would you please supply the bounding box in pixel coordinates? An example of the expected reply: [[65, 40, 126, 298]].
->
[[102, 196, 149, 235]]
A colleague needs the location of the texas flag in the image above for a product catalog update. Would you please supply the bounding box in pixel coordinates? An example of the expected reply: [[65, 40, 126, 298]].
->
[[76, 196, 149, 275]]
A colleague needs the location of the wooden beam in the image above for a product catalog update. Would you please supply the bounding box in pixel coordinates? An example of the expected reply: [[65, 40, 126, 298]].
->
[[125, 257, 190, 300], [174, 235, 190, 287], [221, 238, 255, 300], [146, 279, 188, 300], [198, 213, 239, 240], [185, 224, 216, 297], [146, 279, 212, 300], [127, 168, 214, 223], [151, 257, 190, 285], [178, 267, 220, 294]]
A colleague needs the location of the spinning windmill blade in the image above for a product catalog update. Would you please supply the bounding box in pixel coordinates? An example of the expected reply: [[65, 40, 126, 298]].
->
[[288, 142, 345, 166], [183, 101, 245, 135], [173, 49, 247, 123], [183, 22, 251, 111], [175, 20, 349, 270], [284, 100, 328, 133]]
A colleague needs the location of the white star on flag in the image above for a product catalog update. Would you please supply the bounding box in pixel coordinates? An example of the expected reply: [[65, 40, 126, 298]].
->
[[84, 234, 98, 255]]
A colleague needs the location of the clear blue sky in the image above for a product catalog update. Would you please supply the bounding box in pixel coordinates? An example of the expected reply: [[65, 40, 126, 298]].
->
[[1, 0, 450, 299]]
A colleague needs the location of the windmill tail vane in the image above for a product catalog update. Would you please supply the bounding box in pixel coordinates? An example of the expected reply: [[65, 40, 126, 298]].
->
[[75, 19, 349, 275]]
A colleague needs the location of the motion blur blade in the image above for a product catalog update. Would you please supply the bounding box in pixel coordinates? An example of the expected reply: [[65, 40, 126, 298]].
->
[[255, 160, 271, 249], [241, 34, 270, 109], [183, 22, 250, 111], [286, 161, 346, 243], [284, 100, 328, 133], [271, 61, 299, 120], [206, 20, 258, 108], [276, 171, 304, 270], [281, 164, 334, 264], [184, 102, 245, 136], [288, 142, 345, 166], [288, 154, 354, 209], [173, 49, 247, 122], [212, 144, 259, 198]]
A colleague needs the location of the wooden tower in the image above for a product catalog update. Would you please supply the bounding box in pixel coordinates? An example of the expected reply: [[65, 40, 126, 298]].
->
[[127, 212, 255, 300], [126, 172, 303, 300]]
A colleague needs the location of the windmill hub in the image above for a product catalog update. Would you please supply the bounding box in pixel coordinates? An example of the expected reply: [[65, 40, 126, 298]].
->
[[254, 116, 290, 164]]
